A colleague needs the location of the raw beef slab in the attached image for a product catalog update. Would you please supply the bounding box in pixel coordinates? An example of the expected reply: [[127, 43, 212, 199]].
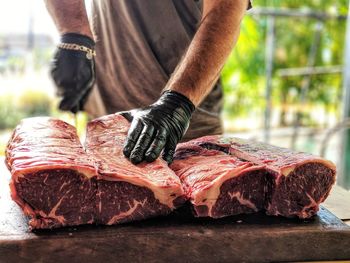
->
[[171, 145, 271, 218], [173, 136, 336, 219], [85, 114, 185, 224], [5, 117, 97, 229], [5, 116, 336, 229], [5, 115, 184, 229]]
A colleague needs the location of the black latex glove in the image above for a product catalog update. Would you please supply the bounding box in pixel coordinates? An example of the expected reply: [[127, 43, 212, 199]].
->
[[121, 90, 195, 164], [50, 33, 95, 113]]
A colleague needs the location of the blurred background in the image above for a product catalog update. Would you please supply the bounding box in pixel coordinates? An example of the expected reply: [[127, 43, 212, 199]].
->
[[0, 0, 350, 189]]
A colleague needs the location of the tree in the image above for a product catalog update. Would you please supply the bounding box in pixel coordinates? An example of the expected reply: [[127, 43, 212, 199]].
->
[[221, 0, 347, 130]]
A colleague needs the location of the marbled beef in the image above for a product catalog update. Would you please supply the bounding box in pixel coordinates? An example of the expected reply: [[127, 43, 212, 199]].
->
[[172, 136, 336, 219], [85, 114, 185, 225], [5, 116, 184, 229], [170, 144, 271, 218], [5, 117, 97, 229], [5, 117, 336, 230]]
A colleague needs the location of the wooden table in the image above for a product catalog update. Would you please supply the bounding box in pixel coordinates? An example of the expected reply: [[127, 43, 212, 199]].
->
[[1, 160, 350, 263], [323, 185, 350, 226]]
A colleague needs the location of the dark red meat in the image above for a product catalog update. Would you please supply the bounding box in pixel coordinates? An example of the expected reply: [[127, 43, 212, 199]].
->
[[174, 136, 336, 219], [5, 117, 97, 229], [85, 114, 185, 224], [171, 144, 271, 218], [5, 118, 336, 230], [5, 116, 184, 229]]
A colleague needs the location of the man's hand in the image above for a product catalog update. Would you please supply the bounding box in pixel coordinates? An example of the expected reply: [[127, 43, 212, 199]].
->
[[122, 91, 195, 164], [51, 33, 95, 113]]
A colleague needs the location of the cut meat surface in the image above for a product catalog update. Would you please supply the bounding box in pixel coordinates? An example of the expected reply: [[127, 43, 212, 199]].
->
[[174, 136, 336, 219], [226, 137, 336, 218], [5, 116, 184, 229], [15, 169, 97, 229], [171, 145, 271, 218], [85, 114, 185, 224], [5, 117, 97, 229], [5, 118, 336, 230]]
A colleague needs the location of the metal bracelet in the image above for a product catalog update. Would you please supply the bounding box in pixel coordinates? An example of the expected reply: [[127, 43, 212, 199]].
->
[[58, 43, 96, 59]]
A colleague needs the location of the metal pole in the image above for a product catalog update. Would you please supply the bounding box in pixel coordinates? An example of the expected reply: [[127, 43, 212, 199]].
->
[[277, 65, 343, 77], [291, 21, 323, 149], [248, 7, 347, 20], [264, 16, 275, 143], [340, 1, 350, 189], [27, 12, 34, 51]]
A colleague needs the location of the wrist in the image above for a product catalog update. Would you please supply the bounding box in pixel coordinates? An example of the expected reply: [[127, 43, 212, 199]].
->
[[59, 25, 94, 41], [61, 33, 95, 49], [160, 90, 195, 117], [58, 33, 96, 59]]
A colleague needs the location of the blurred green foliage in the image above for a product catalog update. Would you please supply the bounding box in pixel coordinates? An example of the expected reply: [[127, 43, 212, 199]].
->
[[18, 90, 52, 116], [222, 0, 348, 127], [33, 47, 54, 70], [0, 90, 53, 129], [0, 94, 26, 129], [6, 56, 26, 74]]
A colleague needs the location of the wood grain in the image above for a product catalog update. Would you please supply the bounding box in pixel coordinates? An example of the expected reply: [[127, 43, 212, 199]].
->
[[1, 159, 350, 263], [323, 185, 350, 220]]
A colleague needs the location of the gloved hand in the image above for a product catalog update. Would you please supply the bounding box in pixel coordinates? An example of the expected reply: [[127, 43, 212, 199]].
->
[[50, 33, 95, 113], [122, 90, 195, 164]]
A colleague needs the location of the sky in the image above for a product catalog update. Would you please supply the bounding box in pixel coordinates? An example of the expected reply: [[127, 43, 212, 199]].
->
[[0, 0, 93, 42], [0, 0, 61, 41], [0, 0, 93, 95]]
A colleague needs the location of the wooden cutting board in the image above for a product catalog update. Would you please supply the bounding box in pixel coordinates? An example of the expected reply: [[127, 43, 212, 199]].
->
[[1, 161, 350, 263]]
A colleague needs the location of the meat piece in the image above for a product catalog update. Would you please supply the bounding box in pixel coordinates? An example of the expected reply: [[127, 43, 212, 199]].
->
[[228, 137, 336, 218], [5, 117, 98, 229], [5, 116, 336, 229], [171, 144, 271, 218], [6, 115, 185, 229], [85, 114, 185, 225], [178, 136, 336, 218]]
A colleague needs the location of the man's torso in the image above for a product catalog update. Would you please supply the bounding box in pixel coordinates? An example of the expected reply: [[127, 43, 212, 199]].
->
[[87, 0, 223, 140]]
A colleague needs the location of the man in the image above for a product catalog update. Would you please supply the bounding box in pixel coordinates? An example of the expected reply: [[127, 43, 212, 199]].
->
[[46, 0, 251, 164]]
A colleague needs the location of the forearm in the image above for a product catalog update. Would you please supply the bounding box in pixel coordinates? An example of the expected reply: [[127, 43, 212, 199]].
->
[[164, 0, 249, 106], [44, 0, 93, 38]]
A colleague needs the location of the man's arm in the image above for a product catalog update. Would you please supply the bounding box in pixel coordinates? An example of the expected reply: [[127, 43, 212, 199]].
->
[[44, 0, 93, 38], [165, 0, 249, 106], [123, 0, 249, 164], [45, 0, 96, 113]]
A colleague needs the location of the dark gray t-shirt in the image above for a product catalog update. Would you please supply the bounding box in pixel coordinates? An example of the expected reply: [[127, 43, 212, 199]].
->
[[86, 0, 250, 140]]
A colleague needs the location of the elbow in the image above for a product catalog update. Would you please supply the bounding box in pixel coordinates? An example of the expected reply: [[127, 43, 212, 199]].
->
[[202, 0, 248, 23]]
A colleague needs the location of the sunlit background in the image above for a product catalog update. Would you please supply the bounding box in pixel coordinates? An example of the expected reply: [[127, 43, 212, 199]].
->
[[1, 0, 349, 188]]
